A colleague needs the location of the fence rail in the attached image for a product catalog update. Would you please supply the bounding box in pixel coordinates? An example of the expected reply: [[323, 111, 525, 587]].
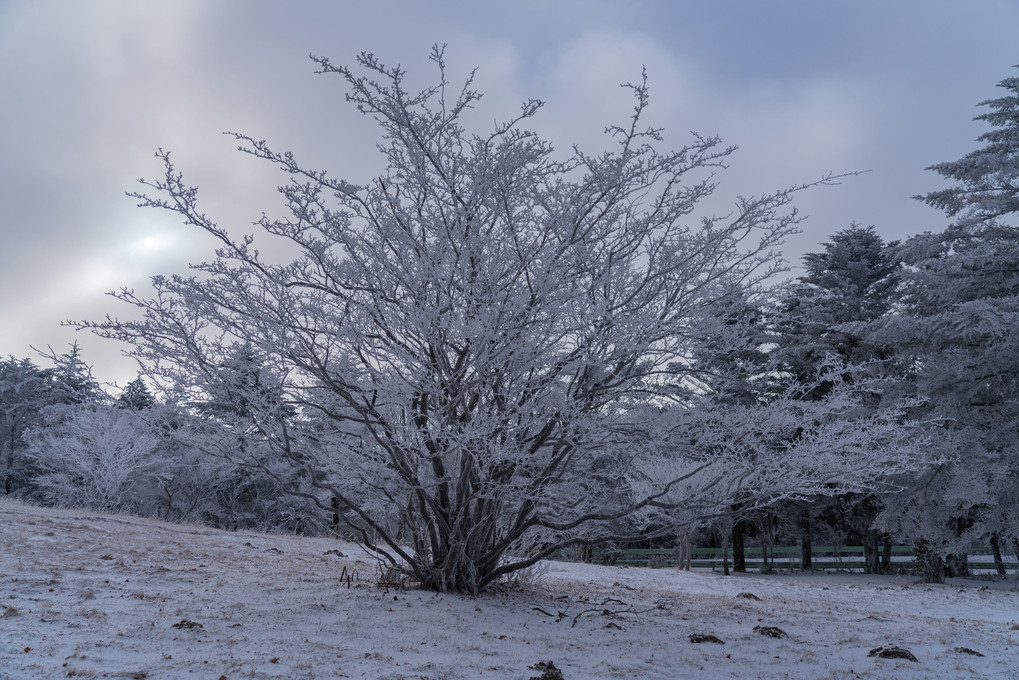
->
[[607, 545, 1019, 574]]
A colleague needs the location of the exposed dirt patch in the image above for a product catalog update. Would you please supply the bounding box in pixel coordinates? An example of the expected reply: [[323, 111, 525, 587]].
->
[[869, 645, 918, 661], [754, 625, 788, 638], [689, 633, 725, 644], [529, 660, 565, 680], [170, 619, 203, 630]]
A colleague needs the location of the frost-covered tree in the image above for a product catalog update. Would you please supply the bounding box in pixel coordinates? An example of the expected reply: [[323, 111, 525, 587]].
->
[[177, 345, 322, 533], [118, 375, 156, 410], [777, 225, 898, 375], [40, 342, 103, 406], [630, 358, 932, 569], [0, 357, 52, 495], [918, 65, 1019, 227], [85, 48, 929, 592], [1, 345, 103, 495], [676, 294, 778, 573], [871, 65, 1019, 580], [24, 404, 162, 512], [870, 226, 1019, 579], [869, 224, 1019, 578], [771, 225, 901, 572]]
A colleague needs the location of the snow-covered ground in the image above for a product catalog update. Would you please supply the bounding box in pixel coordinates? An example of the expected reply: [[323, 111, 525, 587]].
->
[[2, 498, 1017, 680]]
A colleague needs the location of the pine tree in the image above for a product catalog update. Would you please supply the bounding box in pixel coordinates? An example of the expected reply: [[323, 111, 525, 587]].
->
[[772, 225, 901, 572], [0, 357, 51, 494], [1, 346, 103, 495], [873, 64, 1019, 580], [117, 376, 155, 410], [43, 342, 102, 406], [919, 65, 1019, 227], [775, 224, 898, 382], [871, 225, 1019, 579]]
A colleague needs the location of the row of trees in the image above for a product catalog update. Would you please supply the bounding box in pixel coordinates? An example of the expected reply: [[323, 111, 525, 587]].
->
[[5, 51, 1017, 592], [704, 213, 1018, 580], [762, 65, 1019, 579], [1, 346, 324, 532]]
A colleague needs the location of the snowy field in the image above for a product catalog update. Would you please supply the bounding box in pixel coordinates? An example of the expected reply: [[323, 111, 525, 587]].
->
[[2, 498, 1017, 680]]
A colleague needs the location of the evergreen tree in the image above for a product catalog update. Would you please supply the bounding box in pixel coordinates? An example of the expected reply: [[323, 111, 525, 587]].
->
[[42, 342, 103, 406], [919, 65, 1019, 227], [775, 224, 899, 382], [1, 345, 103, 495], [772, 225, 901, 572], [870, 225, 1019, 579], [118, 376, 156, 410], [0, 357, 51, 494], [684, 294, 776, 573], [872, 65, 1019, 580]]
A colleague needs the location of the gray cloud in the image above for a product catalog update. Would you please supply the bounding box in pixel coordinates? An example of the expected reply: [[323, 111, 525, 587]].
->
[[2, 0, 1017, 385]]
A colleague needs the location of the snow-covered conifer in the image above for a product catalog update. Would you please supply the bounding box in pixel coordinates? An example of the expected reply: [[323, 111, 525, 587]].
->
[[871, 65, 1019, 579], [918, 65, 1019, 227]]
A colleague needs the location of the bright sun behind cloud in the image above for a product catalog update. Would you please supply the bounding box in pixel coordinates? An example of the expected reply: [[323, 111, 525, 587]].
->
[[136, 234, 174, 253]]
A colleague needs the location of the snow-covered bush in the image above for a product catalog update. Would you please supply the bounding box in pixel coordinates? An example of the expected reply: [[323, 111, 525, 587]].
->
[[25, 404, 162, 512]]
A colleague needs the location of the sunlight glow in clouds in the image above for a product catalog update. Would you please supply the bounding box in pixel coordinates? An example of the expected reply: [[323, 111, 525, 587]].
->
[[130, 233, 173, 255], [135, 233, 181, 254]]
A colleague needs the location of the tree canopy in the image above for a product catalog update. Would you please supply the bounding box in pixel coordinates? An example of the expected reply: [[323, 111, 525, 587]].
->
[[80, 48, 932, 592]]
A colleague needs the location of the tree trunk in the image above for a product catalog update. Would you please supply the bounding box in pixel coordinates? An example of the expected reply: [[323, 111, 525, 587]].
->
[[677, 532, 692, 571], [3, 442, 13, 495], [914, 540, 946, 583], [732, 516, 746, 573], [943, 517, 971, 578], [990, 534, 1006, 579], [945, 551, 969, 578], [799, 506, 813, 571], [862, 529, 880, 574], [721, 528, 730, 576], [880, 535, 892, 574], [330, 496, 341, 536], [759, 516, 771, 574]]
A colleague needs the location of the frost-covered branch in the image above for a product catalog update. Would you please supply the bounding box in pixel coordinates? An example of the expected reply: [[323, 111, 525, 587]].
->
[[78, 47, 909, 593]]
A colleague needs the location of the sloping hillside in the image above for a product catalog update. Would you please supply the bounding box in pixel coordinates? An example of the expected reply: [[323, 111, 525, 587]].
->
[[1, 498, 1016, 679]]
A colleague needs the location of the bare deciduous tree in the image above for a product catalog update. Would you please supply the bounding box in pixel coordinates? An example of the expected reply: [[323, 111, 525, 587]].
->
[[84, 47, 927, 592]]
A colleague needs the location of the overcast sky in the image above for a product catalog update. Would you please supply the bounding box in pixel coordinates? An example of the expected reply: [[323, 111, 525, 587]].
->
[[2, 0, 1017, 387]]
